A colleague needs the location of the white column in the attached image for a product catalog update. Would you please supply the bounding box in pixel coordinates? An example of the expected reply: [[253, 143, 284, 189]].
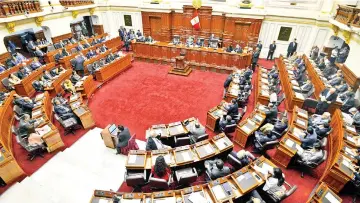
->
[[321, 0, 334, 14]]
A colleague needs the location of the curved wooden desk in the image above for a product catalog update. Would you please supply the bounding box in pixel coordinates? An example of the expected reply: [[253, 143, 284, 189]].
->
[[255, 68, 271, 106], [92, 156, 276, 203], [0, 60, 33, 91], [49, 69, 72, 97], [94, 53, 132, 82], [0, 91, 25, 185], [132, 42, 252, 73], [14, 62, 56, 97]]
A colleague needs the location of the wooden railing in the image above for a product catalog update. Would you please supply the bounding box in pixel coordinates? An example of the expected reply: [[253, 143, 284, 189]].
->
[[334, 5, 360, 27], [0, 0, 41, 18], [59, 0, 94, 7]]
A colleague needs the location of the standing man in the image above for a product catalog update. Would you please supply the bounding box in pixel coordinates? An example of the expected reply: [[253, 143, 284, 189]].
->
[[267, 41, 276, 60], [251, 48, 260, 71], [116, 125, 131, 155], [75, 53, 86, 77], [287, 38, 298, 58], [256, 41, 263, 51], [316, 87, 338, 114]]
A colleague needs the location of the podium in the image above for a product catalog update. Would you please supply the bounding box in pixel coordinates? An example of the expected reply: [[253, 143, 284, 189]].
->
[[168, 55, 192, 76]]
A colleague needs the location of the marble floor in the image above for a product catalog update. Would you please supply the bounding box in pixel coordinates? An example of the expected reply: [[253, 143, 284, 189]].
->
[[0, 127, 146, 203]]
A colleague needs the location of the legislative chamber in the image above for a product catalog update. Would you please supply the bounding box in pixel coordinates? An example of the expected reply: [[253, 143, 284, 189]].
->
[[0, 0, 360, 203]]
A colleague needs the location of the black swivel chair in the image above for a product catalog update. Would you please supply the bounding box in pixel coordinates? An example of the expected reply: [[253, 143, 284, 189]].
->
[[223, 123, 237, 139], [296, 150, 327, 178], [124, 170, 147, 192], [148, 173, 172, 191], [70, 58, 77, 69], [2, 78, 14, 91], [175, 167, 198, 188], [195, 133, 209, 142], [13, 105, 26, 121], [174, 136, 191, 147], [264, 181, 297, 203], [54, 113, 80, 135]]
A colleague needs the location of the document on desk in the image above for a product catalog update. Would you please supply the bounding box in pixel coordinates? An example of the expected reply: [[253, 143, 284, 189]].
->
[[211, 185, 226, 200], [285, 139, 294, 148], [324, 192, 340, 203], [97, 199, 110, 203], [345, 147, 355, 156], [74, 107, 86, 116], [204, 144, 214, 154], [154, 197, 176, 203], [188, 192, 208, 203], [261, 90, 270, 97], [294, 128, 304, 138], [292, 85, 300, 91], [298, 111, 307, 118], [128, 155, 137, 164], [261, 78, 268, 84], [182, 151, 192, 161], [261, 163, 274, 175], [241, 125, 251, 134], [32, 110, 42, 117], [347, 135, 355, 143], [70, 94, 78, 101], [296, 119, 306, 127], [346, 126, 356, 133], [295, 92, 304, 99], [36, 125, 51, 137], [295, 144, 303, 153]]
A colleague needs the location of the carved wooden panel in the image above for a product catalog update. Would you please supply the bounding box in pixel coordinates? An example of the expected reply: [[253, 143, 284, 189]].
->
[[51, 33, 73, 44], [211, 15, 225, 38]]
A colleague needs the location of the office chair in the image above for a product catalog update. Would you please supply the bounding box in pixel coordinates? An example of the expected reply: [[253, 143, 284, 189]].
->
[[1, 78, 14, 91], [351, 179, 360, 203], [195, 133, 209, 142], [174, 135, 191, 147], [296, 150, 327, 178], [175, 167, 198, 188], [253, 138, 279, 159], [13, 105, 26, 121], [124, 170, 147, 192], [54, 43, 61, 49], [302, 98, 318, 114], [272, 126, 289, 139], [120, 134, 139, 155], [223, 123, 237, 139], [263, 181, 297, 203], [148, 174, 172, 191], [227, 152, 244, 170], [87, 64, 94, 75], [17, 135, 45, 161], [54, 113, 80, 135], [303, 86, 315, 99]]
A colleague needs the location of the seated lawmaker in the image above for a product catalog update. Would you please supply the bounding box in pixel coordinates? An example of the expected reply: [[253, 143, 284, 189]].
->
[[340, 91, 355, 113], [335, 79, 349, 93], [223, 74, 232, 98], [76, 42, 84, 51], [219, 115, 236, 132], [151, 156, 171, 182], [347, 108, 360, 126], [53, 99, 77, 120], [299, 80, 314, 94], [14, 52, 27, 64], [146, 131, 170, 151], [315, 123, 331, 140], [225, 99, 239, 117], [296, 142, 324, 169], [253, 165, 286, 199], [315, 87, 338, 114], [13, 94, 35, 113], [54, 50, 64, 62], [264, 103, 278, 123], [30, 57, 42, 70], [115, 125, 131, 154], [52, 93, 68, 105], [300, 127, 317, 149], [50, 65, 65, 77], [205, 159, 231, 180], [17, 66, 30, 79], [309, 112, 331, 127], [8, 73, 21, 87], [188, 120, 206, 144], [34, 47, 45, 58], [86, 49, 96, 59], [100, 44, 108, 53], [226, 44, 233, 53], [254, 130, 277, 151], [62, 48, 70, 57], [17, 114, 45, 146], [63, 79, 76, 94], [0, 63, 6, 73], [32, 80, 45, 92], [195, 38, 202, 47], [327, 73, 343, 87], [234, 44, 242, 53], [231, 150, 256, 166], [70, 71, 82, 84]]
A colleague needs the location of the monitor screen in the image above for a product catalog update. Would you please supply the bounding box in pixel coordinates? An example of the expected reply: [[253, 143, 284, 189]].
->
[[108, 124, 117, 135]]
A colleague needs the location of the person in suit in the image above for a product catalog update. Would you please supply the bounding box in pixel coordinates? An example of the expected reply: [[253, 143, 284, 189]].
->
[[151, 156, 171, 182], [234, 44, 242, 53], [27, 40, 36, 51], [315, 123, 331, 140], [54, 50, 64, 63], [328, 75, 343, 87], [0, 63, 5, 73], [17, 66, 30, 80], [226, 44, 233, 52], [17, 114, 42, 137], [32, 80, 45, 92], [188, 121, 205, 144], [264, 103, 278, 123], [223, 74, 232, 98], [225, 99, 239, 117], [86, 50, 96, 59], [254, 129, 277, 151], [7, 40, 17, 54], [76, 42, 84, 51], [300, 127, 317, 149], [348, 107, 360, 126], [310, 46, 319, 61], [309, 112, 331, 127], [100, 44, 108, 52], [118, 27, 125, 41], [299, 80, 314, 95], [323, 65, 337, 79], [219, 115, 236, 132], [52, 93, 68, 105], [287, 38, 298, 58], [317, 58, 326, 70], [59, 40, 66, 48], [195, 38, 202, 47], [74, 53, 86, 77], [272, 117, 288, 138], [297, 142, 324, 173], [316, 87, 338, 114], [205, 159, 231, 180], [256, 41, 263, 51], [136, 30, 142, 38], [230, 150, 256, 167], [13, 94, 35, 113], [243, 66, 253, 80], [267, 41, 276, 60], [294, 70, 307, 86], [146, 131, 170, 151], [251, 48, 260, 71], [115, 125, 131, 154], [34, 47, 44, 58], [335, 80, 349, 93], [340, 91, 355, 113], [14, 52, 27, 64], [83, 40, 91, 49], [70, 71, 82, 84], [53, 99, 77, 120], [62, 48, 70, 57], [70, 37, 77, 44], [8, 73, 21, 87]]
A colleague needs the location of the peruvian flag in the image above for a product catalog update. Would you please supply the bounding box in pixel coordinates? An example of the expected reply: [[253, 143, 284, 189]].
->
[[191, 9, 201, 30]]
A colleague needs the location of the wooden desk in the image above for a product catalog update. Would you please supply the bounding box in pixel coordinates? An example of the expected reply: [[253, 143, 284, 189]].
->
[[272, 135, 301, 168], [206, 106, 226, 132], [100, 124, 117, 149], [72, 105, 95, 129], [303, 55, 343, 114], [306, 182, 342, 203], [276, 56, 305, 112], [0, 60, 32, 91], [14, 62, 55, 97], [0, 91, 25, 185], [75, 75, 97, 99], [133, 42, 252, 73], [234, 112, 265, 148], [94, 53, 132, 82], [126, 133, 233, 170], [255, 68, 271, 106], [48, 69, 72, 97]]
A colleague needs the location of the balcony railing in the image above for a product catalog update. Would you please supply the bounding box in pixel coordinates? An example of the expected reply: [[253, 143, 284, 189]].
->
[[334, 5, 360, 28], [60, 0, 94, 7], [0, 0, 41, 18]]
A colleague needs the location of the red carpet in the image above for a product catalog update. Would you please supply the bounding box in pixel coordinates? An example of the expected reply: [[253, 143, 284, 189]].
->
[[3, 58, 342, 202]]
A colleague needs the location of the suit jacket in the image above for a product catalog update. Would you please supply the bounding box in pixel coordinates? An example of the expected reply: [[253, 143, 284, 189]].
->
[[224, 75, 232, 88], [27, 41, 36, 50], [341, 97, 355, 112], [18, 119, 36, 135], [62, 49, 69, 57], [207, 160, 231, 179], [320, 88, 338, 103], [301, 83, 313, 93], [146, 137, 158, 151], [273, 121, 288, 136], [265, 107, 278, 121], [226, 102, 239, 116], [323, 66, 337, 78], [35, 50, 44, 57], [252, 51, 260, 63], [257, 43, 263, 50], [219, 119, 236, 131], [315, 127, 331, 139], [287, 42, 298, 52], [77, 45, 84, 51], [353, 112, 360, 125], [329, 77, 342, 86], [255, 131, 277, 144], [54, 53, 63, 62], [299, 149, 324, 164], [234, 47, 242, 53], [117, 127, 131, 148], [300, 132, 317, 149], [74, 56, 85, 71], [54, 104, 72, 115], [83, 43, 90, 49], [337, 83, 348, 93], [269, 44, 276, 52], [14, 98, 34, 112]]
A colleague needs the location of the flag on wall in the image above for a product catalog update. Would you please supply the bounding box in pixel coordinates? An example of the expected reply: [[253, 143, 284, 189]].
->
[[191, 9, 201, 30]]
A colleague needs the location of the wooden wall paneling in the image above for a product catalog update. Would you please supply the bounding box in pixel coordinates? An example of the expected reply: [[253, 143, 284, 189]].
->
[[51, 33, 73, 44], [160, 13, 172, 42], [93, 25, 104, 35], [171, 12, 183, 39], [0, 52, 11, 64], [182, 7, 194, 41], [141, 12, 151, 37], [198, 7, 212, 39], [336, 63, 360, 90], [221, 53, 229, 67], [223, 17, 235, 47], [211, 14, 225, 38]]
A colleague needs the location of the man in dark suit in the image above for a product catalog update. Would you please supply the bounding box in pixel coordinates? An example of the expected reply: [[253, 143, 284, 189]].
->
[[34, 47, 44, 57], [264, 103, 278, 123], [205, 159, 231, 180], [272, 117, 288, 138], [315, 123, 331, 140], [225, 99, 239, 117], [54, 100, 77, 120], [115, 125, 131, 154], [62, 48, 70, 57], [328, 75, 343, 86], [340, 91, 355, 113], [54, 50, 64, 63], [234, 44, 242, 53], [74, 53, 86, 77], [256, 41, 263, 51], [287, 38, 298, 57], [223, 74, 232, 98], [251, 48, 260, 71], [13, 94, 35, 113], [100, 44, 108, 52], [300, 127, 317, 149], [86, 50, 96, 59], [316, 87, 338, 114], [76, 42, 84, 51], [267, 41, 276, 60], [299, 80, 314, 95], [219, 115, 236, 132], [27, 40, 36, 51], [145, 131, 170, 151], [254, 130, 277, 151], [189, 121, 206, 144]]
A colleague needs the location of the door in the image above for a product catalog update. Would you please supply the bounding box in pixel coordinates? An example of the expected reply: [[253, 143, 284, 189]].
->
[[150, 16, 161, 41], [234, 23, 251, 47]]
